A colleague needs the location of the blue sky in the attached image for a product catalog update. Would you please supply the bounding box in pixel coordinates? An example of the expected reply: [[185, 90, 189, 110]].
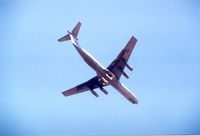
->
[[1, 0, 200, 135]]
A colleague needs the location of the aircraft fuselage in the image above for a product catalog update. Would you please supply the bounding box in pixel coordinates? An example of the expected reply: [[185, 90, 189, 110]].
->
[[69, 32, 115, 83], [73, 43, 116, 85]]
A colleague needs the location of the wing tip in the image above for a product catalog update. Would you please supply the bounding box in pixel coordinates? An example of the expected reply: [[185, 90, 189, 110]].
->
[[131, 36, 137, 42], [77, 21, 81, 25], [57, 39, 62, 42], [62, 91, 68, 97]]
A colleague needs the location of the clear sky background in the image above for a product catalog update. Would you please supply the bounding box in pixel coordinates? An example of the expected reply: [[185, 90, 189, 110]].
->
[[1, 0, 200, 135]]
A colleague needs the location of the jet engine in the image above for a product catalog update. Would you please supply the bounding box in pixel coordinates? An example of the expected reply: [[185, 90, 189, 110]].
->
[[125, 63, 133, 71], [90, 89, 99, 97], [100, 87, 108, 95]]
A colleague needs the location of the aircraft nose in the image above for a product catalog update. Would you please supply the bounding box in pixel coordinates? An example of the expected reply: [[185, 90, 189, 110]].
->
[[129, 97, 138, 104], [133, 100, 138, 104]]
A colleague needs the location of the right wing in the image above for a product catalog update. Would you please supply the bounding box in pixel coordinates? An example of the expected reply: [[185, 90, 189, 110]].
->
[[62, 76, 101, 97], [107, 36, 137, 79]]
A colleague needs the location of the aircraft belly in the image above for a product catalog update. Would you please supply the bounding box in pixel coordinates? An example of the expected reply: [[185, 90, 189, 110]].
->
[[74, 45, 104, 71], [111, 81, 138, 104]]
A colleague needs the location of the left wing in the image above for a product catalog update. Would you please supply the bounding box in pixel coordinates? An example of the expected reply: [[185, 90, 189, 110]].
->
[[107, 36, 137, 79], [62, 76, 103, 97]]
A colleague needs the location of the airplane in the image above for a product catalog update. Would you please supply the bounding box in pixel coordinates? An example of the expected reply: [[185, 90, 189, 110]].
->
[[57, 22, 138, 104]]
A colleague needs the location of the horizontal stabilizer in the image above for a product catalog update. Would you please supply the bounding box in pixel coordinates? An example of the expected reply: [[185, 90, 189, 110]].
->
[[71, 22, 81, 39], [57, 21, 81, 42], [58, 34, 70, 42]]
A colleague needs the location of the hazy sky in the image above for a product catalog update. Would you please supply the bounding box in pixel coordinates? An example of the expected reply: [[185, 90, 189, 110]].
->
[[1, 0, 200, 135]]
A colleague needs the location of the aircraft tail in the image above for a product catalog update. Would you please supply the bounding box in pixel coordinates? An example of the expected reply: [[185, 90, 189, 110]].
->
[[57, 22, 81, 42]]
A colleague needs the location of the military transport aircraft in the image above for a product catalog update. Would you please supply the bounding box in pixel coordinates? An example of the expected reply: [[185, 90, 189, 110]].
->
[[58, 22, 138, 104]]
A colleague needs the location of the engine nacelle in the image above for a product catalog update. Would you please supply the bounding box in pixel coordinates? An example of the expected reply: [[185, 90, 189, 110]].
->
[[100, 87, 108, 95], [125, 63, 133, 71], [122, 71, 129, 79], [90, 89, 99, 97]]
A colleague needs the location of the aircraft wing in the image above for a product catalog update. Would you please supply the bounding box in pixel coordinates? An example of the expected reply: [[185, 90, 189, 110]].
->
[[107, 36, 137, 79], [62, 76, 100, 97]]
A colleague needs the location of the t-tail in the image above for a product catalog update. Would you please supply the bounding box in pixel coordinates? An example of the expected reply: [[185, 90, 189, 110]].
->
[[57, 22, 81, 45]]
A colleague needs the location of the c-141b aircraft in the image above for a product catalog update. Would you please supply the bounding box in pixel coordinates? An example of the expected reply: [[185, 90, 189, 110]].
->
[[58, 22, 138, 104]]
